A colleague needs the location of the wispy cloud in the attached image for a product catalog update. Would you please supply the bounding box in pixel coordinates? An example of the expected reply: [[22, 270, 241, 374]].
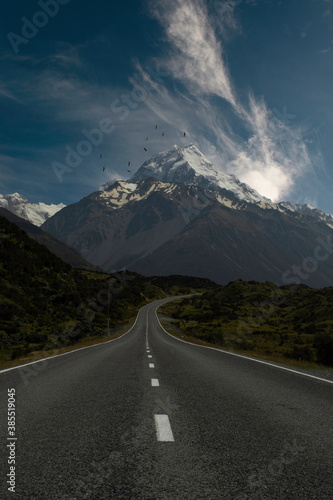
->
[[148, 0, 237, 108], [0, 80, 20, 102], [47, 44, 84, 69], [0, 5, 315, 205], [146, 0, 313, 202], [231, 96, 311, 201]]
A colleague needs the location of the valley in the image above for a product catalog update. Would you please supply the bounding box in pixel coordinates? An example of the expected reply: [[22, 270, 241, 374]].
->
[[2, 144, 333, 371]]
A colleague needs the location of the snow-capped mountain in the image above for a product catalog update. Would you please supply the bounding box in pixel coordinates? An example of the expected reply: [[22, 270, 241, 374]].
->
[[0, 193, 66, 226], [126, 143, 333, 226], [99, 143, 333, 223], [279, 201, 333, 229], [39, 143, 333, 287], [128, 144, 271, 205], [42, 176, 333, 287]]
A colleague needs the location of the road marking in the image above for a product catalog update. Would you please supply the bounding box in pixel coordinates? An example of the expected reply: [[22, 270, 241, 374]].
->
[[151, 378, 159, 386], [148, 355, 152, 358], [149, 363, 155, 368], [146, 310, 149, 348], [155, 304, 333, 386], [154, 414, 174, 442]]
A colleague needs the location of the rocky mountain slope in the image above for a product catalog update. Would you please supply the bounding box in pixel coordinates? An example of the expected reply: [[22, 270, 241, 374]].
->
[[0, 207, 98, 270], [42, 143, 333, 287]]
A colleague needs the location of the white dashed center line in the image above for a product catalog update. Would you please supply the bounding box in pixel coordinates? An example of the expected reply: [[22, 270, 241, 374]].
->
[[146, 310, 149, 347], [154, 414, 175, 442], [145, 307, 174, 443]]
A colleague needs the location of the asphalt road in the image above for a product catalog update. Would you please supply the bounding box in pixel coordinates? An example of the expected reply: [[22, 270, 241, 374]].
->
[[1, 296, 333, 499]]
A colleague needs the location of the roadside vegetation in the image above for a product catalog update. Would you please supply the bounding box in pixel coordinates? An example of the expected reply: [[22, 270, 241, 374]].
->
[[3, 212, 332, 371], [0, 215, 215, 367], [158, 280, 333, 368]]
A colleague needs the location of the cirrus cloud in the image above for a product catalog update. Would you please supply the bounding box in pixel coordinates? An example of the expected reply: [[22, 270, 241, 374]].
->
[[146, 0, 312, 202], [148, 0, 237, 108]]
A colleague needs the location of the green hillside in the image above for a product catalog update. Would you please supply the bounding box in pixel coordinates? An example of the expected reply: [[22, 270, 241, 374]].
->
[[4, 211, 332, 370], [159, 280, 333, 367], [0, 215, 215, 365]]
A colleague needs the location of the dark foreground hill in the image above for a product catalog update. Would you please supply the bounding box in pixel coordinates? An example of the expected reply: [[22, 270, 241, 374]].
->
[[0, 215, 216, 363], [0, 207, 99, 270]]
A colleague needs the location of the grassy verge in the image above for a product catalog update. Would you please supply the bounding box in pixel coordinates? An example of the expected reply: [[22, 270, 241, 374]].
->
[[158, 315, 333, 374], [158, 281, 333, 370], [0, 317, 137, 371]]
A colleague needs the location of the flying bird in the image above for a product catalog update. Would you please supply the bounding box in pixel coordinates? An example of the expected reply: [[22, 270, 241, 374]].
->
[[155, 125, 157, 129], [127, 170, 131, 172], [103, 166, 105, 172], [100, 154, 102, 159], [162, 132, 165, 136], [146, 137, 149, 141], [144, 147, 147, 152], [183, 131, 186, 137], [128, 161, 131, 166]]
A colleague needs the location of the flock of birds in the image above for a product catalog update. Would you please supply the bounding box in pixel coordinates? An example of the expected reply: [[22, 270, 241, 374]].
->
[[99, 126, 186, 172]]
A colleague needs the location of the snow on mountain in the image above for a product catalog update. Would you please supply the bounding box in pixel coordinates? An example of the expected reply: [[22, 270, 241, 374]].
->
[[98, 181, 140, 208], [98, 179, 208, 214], [42, 174, 333, 287], [0, 193, 66, 227], [128, 144, 271, 204], [40, 143, 333, 286], [279, 201, 333, 229]]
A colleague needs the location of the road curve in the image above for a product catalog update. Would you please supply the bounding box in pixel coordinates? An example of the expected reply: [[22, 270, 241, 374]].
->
[[0, 296, 332, 499]]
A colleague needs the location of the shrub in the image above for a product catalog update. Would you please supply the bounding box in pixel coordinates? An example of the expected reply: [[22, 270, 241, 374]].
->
[[25, 332, 48, 343], [286, 346, 314, 362], [314, 334, 333, 366], [11, 345, 29, 360]]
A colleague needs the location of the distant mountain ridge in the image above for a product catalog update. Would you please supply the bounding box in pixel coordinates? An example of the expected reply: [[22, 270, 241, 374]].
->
[[3, 143, 329, 288], [279, 201, 333, 229], [42, 172, 333, 287], [4, 146, 332, 228], [0, 192, 66, 226]]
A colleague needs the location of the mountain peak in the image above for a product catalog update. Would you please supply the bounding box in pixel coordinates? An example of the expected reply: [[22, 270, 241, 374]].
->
[[129, 143, 216, 181], [0, 193, 66, 226], [129, 144, 269, 204]]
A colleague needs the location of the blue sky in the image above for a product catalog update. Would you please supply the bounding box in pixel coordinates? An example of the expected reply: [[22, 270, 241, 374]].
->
[[0, 0, 332, 213]]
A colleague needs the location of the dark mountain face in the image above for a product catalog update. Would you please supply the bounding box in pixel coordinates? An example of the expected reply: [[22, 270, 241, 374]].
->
[[42, 180, 210, 272], [130, 204, 333, 287], [0, 207, 99, 270], [41, 177, 333, 287]]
